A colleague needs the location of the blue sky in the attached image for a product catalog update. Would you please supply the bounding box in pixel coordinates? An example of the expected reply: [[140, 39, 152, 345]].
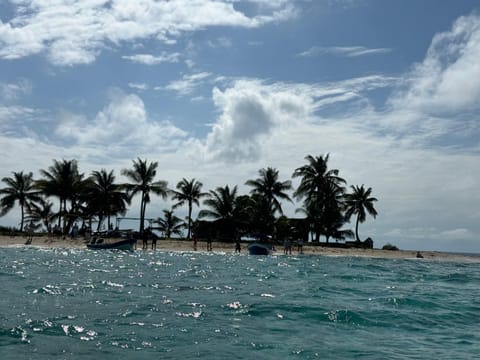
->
[[1, 0, 480, 253]]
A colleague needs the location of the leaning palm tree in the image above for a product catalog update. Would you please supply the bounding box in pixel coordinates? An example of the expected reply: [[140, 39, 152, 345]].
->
[[88, 169, 129, 231], [0, 171, 42, 231], [171, 178, 208, 240], [154, 209, 185, 239], [121, 158, 168, 235], [344, 185, 378, 242]]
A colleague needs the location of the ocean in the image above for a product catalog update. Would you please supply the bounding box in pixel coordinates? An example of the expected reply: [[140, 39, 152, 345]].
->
[[1, 248, 479, 359]]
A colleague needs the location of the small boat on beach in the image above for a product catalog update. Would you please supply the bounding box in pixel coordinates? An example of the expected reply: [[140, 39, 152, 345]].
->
[[247, 243, 272, 255], [86, 238, 137, 251]]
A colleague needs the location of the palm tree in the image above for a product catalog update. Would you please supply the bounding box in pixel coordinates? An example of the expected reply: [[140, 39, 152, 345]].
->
[[0, 171, 42, 231], [293, 154, 346, 242], [199, 185, 240, 240], [295, 201, 323, 242], [36, 159, 86, 234], [245, 167, 292, 238], [246, 167, 292, 215], [344, 185, 378, 242], [171, 178, 207, 240], [88, 169, 129, 231], [25, 198, 56, 232], [154, 209, 185, 239], [293, 154, 345, 203], [199, 185, 238, 222], [121, 158, 168, 235]]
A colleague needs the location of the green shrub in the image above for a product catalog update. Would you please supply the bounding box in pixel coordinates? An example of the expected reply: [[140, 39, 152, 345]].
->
[[382, 243, 399, 251]]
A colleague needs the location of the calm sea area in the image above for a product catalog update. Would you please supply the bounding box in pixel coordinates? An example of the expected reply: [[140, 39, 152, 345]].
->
[[1, 248, 479, 359]]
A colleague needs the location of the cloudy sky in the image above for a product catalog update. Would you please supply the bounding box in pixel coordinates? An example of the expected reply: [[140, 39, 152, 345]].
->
[[1, 0, 480, 253]]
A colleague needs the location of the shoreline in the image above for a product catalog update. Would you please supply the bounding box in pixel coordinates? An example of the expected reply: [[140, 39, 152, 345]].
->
[[1, 235, 478, 263]]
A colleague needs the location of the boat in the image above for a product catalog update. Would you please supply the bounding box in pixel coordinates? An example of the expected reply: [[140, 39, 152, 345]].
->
[[86, 238, 137, 251], [247, 243, 272, 255]]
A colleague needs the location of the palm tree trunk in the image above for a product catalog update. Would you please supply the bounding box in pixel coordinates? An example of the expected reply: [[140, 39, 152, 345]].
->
[[141, 193, 148, 234], [355, 214, 360, 242], [62, 199, 67, 234], [139, 192, 145, 234], [96, 216, 103, 232], [20, 204, 25, 232], [57, 199, 62, 228], [187, 200, 192, 240]]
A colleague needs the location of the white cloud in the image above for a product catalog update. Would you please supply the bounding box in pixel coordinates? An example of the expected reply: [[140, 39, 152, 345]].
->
[[438, 228, 475, 241], [196, 76, 395, 162], [55, 90, 187, 153], [163, 72, 211, 96], [122, 52, 180, 65], [0, 0, 297, 66], [207, 36, 232, 48], [0, 105, 40, 134], [0, 78, 32, 101], [298, 45, 392, 58], [128, 82, 149, 91], [391, 14, 480, 115]]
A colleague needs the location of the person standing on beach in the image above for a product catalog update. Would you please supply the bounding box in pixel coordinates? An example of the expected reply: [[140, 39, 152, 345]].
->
[[25, 221, 34, 244], [284, 239, 292, 255], [297, 239, 303, 254], [71, 223, 79, 239], [142, 226, 151, 250], [235, 240, 241, 253]]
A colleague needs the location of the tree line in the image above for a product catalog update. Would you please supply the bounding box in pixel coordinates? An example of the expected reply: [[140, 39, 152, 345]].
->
[[0, 154, 378, 244]]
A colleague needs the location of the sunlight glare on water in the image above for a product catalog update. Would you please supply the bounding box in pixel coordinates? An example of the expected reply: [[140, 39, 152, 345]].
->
[[1, 248, 480, 359]]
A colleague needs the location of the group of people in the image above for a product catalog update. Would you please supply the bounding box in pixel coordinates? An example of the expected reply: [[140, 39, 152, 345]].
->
[[284, 238, 303, 255]]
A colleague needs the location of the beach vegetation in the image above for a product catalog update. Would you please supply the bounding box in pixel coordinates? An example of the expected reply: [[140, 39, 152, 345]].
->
[[171, 178, 208, 241], [245, 167, 292, 238], [382, 243, 399, 251], [345, 185, 378, 242], [25, 198, 56, 232], [0, 154, 379, 246], [121, 158, 168, 236], [0, 171, 42, 232], [293, 154, 346, 242], [35, 159, 89, 235], [199, 185, 241, 241], [87, 169, 130, 232], [154, 209, 185, 239]]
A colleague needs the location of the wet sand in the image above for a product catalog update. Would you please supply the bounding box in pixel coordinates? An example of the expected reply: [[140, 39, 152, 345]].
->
[[1, 234, 478, 263]]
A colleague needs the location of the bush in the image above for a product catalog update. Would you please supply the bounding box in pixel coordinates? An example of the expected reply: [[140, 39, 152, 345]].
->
[[382, 243, 399, 251], [0, 226, 20, 236]]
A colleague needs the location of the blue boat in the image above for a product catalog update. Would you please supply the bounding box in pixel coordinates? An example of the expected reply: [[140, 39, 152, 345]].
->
[[247, 243, 272, 255]]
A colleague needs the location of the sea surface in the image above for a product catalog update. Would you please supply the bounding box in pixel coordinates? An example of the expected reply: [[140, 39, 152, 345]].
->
[[1, 248, 479, 359]]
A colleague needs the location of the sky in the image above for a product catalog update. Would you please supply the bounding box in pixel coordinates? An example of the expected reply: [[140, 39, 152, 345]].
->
[[1, 0, 480, 253]]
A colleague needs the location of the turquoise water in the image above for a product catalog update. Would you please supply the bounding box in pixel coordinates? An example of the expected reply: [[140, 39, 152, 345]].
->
[[1, 248, 479, 359]]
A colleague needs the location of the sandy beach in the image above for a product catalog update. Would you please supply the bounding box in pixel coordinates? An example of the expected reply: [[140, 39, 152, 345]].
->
[[1, 234, 478, 263]]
